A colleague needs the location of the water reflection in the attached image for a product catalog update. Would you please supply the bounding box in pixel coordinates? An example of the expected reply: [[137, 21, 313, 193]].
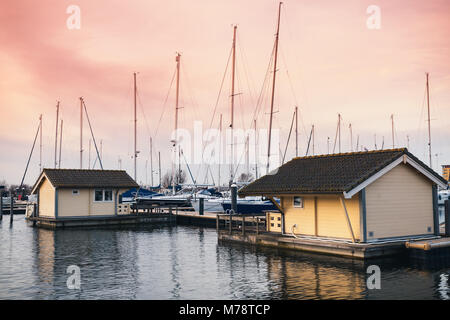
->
[[0, 219, 449, 299], [32, 224, 140, 299]]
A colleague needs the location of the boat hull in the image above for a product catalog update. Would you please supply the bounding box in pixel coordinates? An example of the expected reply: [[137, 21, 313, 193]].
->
[[221, 202, 277, 214]]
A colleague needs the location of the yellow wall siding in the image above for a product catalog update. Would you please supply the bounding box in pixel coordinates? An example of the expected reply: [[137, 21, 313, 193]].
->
[[365, 163, 434, 239], [89, 189, 118, 216], [282, 196, 316, 235], [280, 195, 360, 240], [58, 189, 90, 217], [38, 178, 55, 217], [316, 196, 360, 240], [56, 188, 124, 217]]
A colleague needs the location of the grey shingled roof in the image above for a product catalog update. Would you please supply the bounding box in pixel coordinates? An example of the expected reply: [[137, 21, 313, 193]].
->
[[239, 148, 446, 196], [35, 169, 138, 190]]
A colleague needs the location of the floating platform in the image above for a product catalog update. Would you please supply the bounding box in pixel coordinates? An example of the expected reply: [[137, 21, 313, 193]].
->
[[217, 231, 412, 259], [28, 213, 175, 229], [406, 237, 450, 262]]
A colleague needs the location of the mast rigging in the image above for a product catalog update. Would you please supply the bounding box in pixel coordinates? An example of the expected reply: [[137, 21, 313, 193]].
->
[[266, 2, 283, 174]]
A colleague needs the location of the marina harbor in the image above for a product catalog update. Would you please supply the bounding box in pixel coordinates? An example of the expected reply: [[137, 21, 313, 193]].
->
[[1, 0, 450, 303]]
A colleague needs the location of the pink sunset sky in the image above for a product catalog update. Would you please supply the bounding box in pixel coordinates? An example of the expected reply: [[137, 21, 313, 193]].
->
[[0, 0, 449, 186]]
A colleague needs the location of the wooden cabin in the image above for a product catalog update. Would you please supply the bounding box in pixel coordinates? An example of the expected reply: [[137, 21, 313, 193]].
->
[[31, 169, 138, 219], [239, 148, 448, 243]]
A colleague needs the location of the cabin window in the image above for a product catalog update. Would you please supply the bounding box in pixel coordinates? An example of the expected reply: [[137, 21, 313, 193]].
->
[[94, 189, 113, 202], [293, 196, 304, 208], [72, 190, 79, 195], [94, 190, 103, 201], [104, 190, 113, 201]]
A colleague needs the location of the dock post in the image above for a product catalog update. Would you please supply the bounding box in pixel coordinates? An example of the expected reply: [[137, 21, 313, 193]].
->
[[199, 198, 204, 216], [445, 200, 450, 237], [231, 184, 237, 213], [242, 216, 245, 235], [256, 217, 259, 235], [229, 214, 232, 235], [9, 191, 13, 224], [216, 214, 219, 232], [0, 193, 3, 221]]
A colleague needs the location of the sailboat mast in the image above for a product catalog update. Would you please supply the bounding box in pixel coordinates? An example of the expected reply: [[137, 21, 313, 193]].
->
[[218, 113, 222, 188], [230, 25, 237, 183], [158, 151, 162, 188], [391, 114, 395, 148], [150, 137, 154, 187], [327, 137, 330, 154], [134, 72, 138, 181], [426, 72, 432, 168], [246, 135, 250, 178], [338, 114, 341, 153], [266, 2, 282, 174], [100, 140, 103, 164], [349, 123, 353, 152], [58, 119, 63, 169], [39, 114, 42, 172], [312, 125, 315, 155], [295, 106, 298, 157], [173, 53, 181, 194], [54, 101, 59, 169], [254, 118, 258, 179], [88, 139, 91, 169], [80, 97, 83, 169]]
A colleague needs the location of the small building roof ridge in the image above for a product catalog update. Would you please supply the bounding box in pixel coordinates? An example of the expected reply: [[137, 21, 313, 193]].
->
[[290, 148, 407, 162]]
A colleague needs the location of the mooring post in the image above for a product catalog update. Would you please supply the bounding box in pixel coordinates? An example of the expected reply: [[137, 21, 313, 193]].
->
[[231, 184, 237, 214], [216, 214, 219, 232], [0, 192, 3, 221], [445, 200, 450, 237], [10, 191, 14, 224], [256, 217, 259, 235], [242, 216, 245, 235], [199, 198, 204, 216], [229, 213, 232, 235]]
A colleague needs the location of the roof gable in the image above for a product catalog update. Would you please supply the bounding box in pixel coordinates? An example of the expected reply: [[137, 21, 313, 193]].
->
[[32, 169, 138, 192], [239, 148, 447, 197]]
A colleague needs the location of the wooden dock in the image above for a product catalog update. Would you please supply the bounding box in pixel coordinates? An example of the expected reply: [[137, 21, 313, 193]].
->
[[28, 212, 176, 229], [175, 211, 264, 227], [217, 231, 408, 259]]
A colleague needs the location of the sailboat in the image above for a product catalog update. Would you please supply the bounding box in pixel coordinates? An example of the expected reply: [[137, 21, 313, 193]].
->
[[219, 3, 285, 214]]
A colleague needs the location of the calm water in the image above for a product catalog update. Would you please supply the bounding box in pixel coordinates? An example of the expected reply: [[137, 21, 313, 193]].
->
[[0, 216, 449, 300]]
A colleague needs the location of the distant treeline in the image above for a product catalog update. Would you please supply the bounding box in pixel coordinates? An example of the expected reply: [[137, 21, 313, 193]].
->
[[0, 180, 32, 196]]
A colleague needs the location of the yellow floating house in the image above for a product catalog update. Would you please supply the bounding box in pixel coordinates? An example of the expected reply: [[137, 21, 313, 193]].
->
[[30, 169, 139, 226], [239, 148, 447, 243]]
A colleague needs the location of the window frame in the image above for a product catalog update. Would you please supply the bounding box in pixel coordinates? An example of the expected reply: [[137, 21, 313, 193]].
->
[[103, 190, 113, 202], [293, 196, 304, 208], [93, 189, 114, 202]]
